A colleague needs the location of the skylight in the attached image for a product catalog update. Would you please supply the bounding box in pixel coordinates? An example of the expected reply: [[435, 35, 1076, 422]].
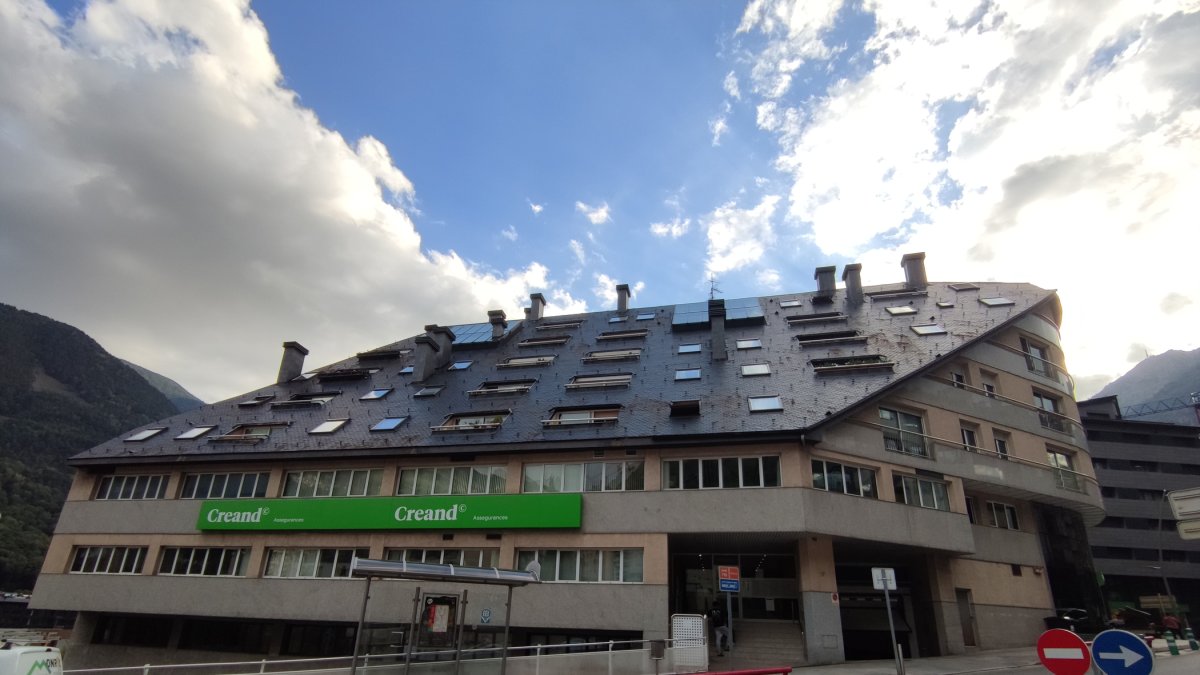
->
[[499, 355, 556, 368], [519, 336, 570, 347], [414, 386, 444, 398], [399, 366, 414, 375], [885, 306, 919, 316], [979, 297, 1015, 307], [779, 299, 802, 308], [371, 417, 408, 432], [748, 395, 783, 412], [675, 368, 701, 381], [597, 329, 649, 341], [609, 316, 627, 323], [949, 283, 979, 291], [309, 419, 349, 435], [125, 428, 166, 442], [175, 426, 216, 440], [678, 343, 701, 354], [911, 324, 947, 336], [448, 360, 474, 371], [936, 301, 954, 308], [566, 373, 633, 389], [433, 411, 510, 432], [786, 312, 848, 325], [237, 394, 275, 408], [583, 348, 642, 362], [360, 388, 393, 400], [741, 364, 770, 376], [469, 379, 536, 396], [736, 338, 762, 350], [636, 312, 655, 321]]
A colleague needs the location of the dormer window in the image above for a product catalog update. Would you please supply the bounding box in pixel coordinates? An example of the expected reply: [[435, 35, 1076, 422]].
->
[[432, 411, 510, 432], [597, 329, 649, 341], [209, 423, 288, 444], [519, 336, 570, 347], [543, 407, 620, 426], [271, 392, 340, 410], [583, 348, 641, 363], [499, 355, 556, 368], [566, 373, 633, 389], [469, 379, 536, 396]]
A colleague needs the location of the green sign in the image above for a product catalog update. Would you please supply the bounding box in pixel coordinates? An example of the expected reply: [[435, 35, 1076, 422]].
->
[[196, 493, 581, 531]]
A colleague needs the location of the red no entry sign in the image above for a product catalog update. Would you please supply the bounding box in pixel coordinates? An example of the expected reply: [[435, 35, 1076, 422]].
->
[[1037, 628, 1091, 675]]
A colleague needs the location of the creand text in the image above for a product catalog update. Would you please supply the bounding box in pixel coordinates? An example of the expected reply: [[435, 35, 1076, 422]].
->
[[394, 504, 461, 522], [206, 507, 266, 523]]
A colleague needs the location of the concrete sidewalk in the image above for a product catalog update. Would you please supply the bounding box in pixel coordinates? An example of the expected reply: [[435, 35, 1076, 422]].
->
[[709, 642, 1200, 674]]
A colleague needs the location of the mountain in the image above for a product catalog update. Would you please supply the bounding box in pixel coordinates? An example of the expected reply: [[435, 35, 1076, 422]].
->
[[1093, 347, 1200, 425], [0, 303, 179, 590], [122, 360, 204, 412]]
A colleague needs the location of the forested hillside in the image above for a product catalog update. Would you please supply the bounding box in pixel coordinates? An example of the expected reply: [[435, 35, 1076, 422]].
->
[[0, 303, 179, 589]]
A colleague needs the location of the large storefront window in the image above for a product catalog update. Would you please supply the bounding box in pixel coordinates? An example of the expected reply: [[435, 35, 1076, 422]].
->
[[516, 549, 643, 583], [662, 456, 780, 489]]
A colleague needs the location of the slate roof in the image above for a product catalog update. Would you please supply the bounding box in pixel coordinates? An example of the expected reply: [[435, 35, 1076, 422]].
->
[[73, 280, 1058, 465]]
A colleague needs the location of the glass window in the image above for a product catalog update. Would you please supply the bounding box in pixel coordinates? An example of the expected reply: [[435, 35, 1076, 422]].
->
[[741, 364, 770, 376], [414, 386, 444, 397], [175, 426, 216, 440], [499, 355, 557, 367], [371, 416, 407, 431], [987, 502, 1020, 530], [636, 313, 655, 321], [436, 412, 508, 430], [779, 299, 802, 308], [399, 365, 414, 374], [69, 547, 146, 574], [735, 338, 762, 350], [911, 324, 946, 335], [399, 466, 506, 495], [879, 407, 928, 457], [181, 472, 268, 499], [516, 549, 643, 583], [283, 469, 383, 497], [678, 343, 701, 354], [566, 374, 632, 388], [675, 368, 701, 381], [1034, 392, 1066, 432], [125, 428, 165, 442], [812, 460, 877, 498], [885, 306, 918, 316], [748, 395, 783, 412], [263, 548, 368, 578], [95, 475, 169, 500], [309, 419, 349, 434], [662, 456, 780, 489], [360, 388, 393, 400], [893, 475, 949, 511], [448, 360, 473, 371], [979, 297, 1015, 307], [544, 408, 620, 425], [1048, 449, 1081, 491], [159, 548, 249, 577], [608, 316, 627, 323], [961, 426, 979, 451]]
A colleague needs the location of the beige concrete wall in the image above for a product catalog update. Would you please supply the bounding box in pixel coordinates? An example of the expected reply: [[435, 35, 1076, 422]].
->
[[949, 558, 1052, 609]]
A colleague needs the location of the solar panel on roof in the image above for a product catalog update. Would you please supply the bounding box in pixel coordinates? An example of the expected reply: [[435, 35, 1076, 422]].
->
[[449, 321, 521, 344], [725, 297, 764, 321], [671, 301, 709, 326]]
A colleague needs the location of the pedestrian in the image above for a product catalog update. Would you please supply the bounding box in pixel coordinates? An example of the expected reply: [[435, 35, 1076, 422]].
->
[[710, 600, 730, 657], [1162, 613, 1181, 635]]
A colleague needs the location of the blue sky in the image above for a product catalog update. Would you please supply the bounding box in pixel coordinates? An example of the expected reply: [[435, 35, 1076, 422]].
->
[[2, 0, 1198, 402]]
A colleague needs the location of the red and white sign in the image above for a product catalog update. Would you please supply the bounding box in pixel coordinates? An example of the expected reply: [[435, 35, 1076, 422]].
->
[[718, 565, 740, 581], [1037, 629, 1091, 675]]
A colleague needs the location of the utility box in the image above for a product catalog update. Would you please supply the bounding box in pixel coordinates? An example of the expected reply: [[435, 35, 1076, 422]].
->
[[0, 646, 63, 675]]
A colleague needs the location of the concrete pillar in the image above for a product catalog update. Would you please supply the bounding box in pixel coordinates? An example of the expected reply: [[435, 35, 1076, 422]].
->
[[915, 554, 964, 656], [798, 535, 844, 664]]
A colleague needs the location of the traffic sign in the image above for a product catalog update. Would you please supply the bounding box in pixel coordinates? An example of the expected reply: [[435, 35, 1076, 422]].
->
[[871, 567, 896, 591], [1091, 629, 1154, 675], [1037, 629, 1091, 675], [718, 565, 740, 593]]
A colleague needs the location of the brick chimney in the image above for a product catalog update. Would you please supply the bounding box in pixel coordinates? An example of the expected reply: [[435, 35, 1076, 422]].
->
[[901, 252, 927, 291], [617, 284, 631, 313], [709, 299, 727, 362], [488, 309, 507, 340], [813, 265, 836, 304], [413, 325, 457, 381], [276, 341, 309, 384], [529, 293, 546, 320], [843, 263, 863, 306]]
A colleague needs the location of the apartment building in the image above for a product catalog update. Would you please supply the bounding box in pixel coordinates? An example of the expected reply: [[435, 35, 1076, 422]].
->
[[31, 254, 1103, 666]]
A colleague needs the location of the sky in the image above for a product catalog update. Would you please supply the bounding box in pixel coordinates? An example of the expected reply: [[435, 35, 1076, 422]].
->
[[1, 0, 1197, 404]]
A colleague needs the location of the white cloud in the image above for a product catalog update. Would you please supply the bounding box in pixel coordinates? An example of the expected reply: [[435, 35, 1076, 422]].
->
[[723, 70, 742, 100], [568, 239, 586, 265], [703, 194, 782, 275], [756, 268, 782, 290], [710, 115, 730, 146], [650, 217, 691, 238], [733, 0, 1200, 390], [527, 199, 544, 215], [574, 200, 611, 224], [501, 225, 518, 241], [592, 274, 645, 307], [0, 0, 576, 402]]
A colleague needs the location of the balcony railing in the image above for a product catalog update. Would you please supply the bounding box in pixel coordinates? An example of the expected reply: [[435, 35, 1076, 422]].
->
[[988, 340, 1075, 390], [928, 374, 1081, 437]]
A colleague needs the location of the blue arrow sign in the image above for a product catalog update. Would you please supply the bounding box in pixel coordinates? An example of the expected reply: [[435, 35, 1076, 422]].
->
[[1091, 629, 1154, 675], [719, 578, 740, 592]]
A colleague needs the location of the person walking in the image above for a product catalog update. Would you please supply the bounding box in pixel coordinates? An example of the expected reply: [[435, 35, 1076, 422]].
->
[[710, 600, 730, 657]]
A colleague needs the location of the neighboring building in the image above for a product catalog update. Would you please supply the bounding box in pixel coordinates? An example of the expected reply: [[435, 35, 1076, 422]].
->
[[31, 254, 1104, 667], [1079, 396, 1200, 624]]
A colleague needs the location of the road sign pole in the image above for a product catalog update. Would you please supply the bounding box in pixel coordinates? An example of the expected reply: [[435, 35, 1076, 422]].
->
[[726, 591, 734, 651], [884, 584, 901, 675]]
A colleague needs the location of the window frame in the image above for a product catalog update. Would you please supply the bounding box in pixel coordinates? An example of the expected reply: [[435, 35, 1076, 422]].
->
[[811, 459, 878, 499], [397, 465, 508, 496], [662, 456, 781, 490], [748, 395, 783, 412], [879, 407, 929, 457], [893, 474, 950, 511]]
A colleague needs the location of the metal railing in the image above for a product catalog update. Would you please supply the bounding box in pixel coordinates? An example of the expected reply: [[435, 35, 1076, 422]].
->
[[928, 374, 1082, 437], [64, 637, 709, 675], [986, 340, 1075, 391]]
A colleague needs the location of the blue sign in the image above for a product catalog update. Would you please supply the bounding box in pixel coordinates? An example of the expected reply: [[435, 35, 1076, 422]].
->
[[719, 578, 740, 592], [1091, 629, 1154, 675], [480, 608, 492, 624]]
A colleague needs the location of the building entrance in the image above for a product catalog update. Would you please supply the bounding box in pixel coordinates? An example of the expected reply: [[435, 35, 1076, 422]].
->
[[670, 553, 799, 622]]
